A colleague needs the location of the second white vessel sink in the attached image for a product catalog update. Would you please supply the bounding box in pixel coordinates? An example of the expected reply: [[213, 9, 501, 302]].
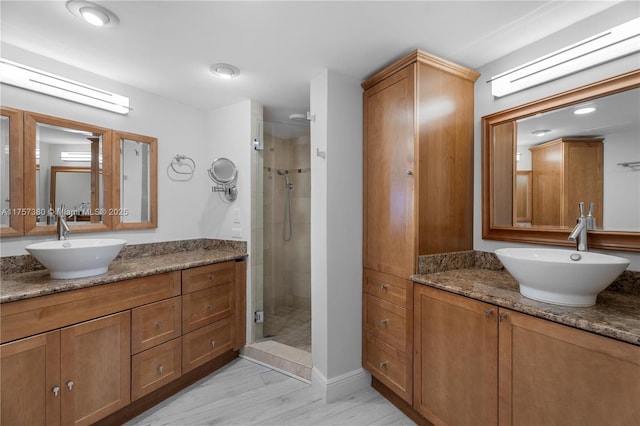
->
[[495, 248, 629, 307], [26, 238, 126, 279]]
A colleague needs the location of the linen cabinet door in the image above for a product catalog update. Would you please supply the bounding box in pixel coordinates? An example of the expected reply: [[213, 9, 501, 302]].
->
[[498, 308, 640, 426], [414, 285, 498, 426], [1, 331, 61, 426], [363, 64, 416, 278], [60, 311, 130, 426]]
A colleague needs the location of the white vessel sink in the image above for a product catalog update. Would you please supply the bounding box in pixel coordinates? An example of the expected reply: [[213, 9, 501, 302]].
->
[[495, 248, 629, 307], [26, 239, 126, 279]]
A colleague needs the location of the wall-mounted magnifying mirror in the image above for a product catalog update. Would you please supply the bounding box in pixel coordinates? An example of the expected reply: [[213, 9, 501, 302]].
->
[[24, 112, 112, 235], [208, 157, 238, 202]]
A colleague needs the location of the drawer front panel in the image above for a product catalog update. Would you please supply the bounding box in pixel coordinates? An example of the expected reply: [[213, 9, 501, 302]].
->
[[131, 338, 182, 401], [182, 317, 233, 373], [363, 332, 412, 404], [363, 269, 410, 308], [131, 297, 182, 354], [182, 261, 235, 294], [364, 293, 410, 354], [182, 284, 232, 333]]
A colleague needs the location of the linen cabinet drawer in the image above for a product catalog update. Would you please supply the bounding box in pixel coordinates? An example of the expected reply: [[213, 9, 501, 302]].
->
[[182, 317, 233, 373], [131, 297, 182, 354], [131, 338, 182, 401], [363, 293, 411, 354], [182, 284, 232, 333], [182, 261, 235, 294], [363, 269, 411, 308], [363, 332, 412, 404]]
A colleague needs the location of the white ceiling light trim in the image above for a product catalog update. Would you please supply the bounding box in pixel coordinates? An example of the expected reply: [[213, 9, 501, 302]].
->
[[490, 17, 640, 98], [66, 0, 119, 28], [0, 58, 131, 115], [209, 63, 240, 79]]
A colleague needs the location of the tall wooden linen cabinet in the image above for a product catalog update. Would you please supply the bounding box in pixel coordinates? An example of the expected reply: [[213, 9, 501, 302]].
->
[[361, 50, 479, 406]]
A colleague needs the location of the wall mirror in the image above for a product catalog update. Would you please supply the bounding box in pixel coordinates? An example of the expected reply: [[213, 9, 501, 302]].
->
[[482, 69, 640, 252], [0, 107, 24, 237], [24, 112, 113, 235], [112, 131, 157, 229]]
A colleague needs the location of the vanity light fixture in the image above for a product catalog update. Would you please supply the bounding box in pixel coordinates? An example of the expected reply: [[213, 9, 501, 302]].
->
[[532, 129, 552, 137], [61, 151, 103, 165], [490, 17, 640, 97], [209, 63, 240, 79], [66, 0, 120, 28], [574, 106, 597, 115], [0, 58, 131, 114]]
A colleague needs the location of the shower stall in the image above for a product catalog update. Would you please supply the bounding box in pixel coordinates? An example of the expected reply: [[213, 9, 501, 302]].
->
[[253, 120, 311, 353]]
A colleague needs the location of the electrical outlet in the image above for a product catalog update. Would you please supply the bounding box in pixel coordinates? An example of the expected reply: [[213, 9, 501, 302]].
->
[[232, 228, 242, 238]]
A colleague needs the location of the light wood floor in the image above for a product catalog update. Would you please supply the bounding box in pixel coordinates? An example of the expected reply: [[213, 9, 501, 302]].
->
[[125, 358, 415, 426]]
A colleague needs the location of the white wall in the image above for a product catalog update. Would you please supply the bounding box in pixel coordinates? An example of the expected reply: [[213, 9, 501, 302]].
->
[[0, 43, 207, 256], [473, 2, 640, 270], [310, 69, 367, 402]]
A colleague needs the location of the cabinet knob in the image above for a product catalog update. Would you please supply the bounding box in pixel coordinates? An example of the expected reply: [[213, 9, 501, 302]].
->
[[207, 304, 214, 311], [52, 386, 60, 396], [155, 321, 163, 329], [210, 340, 216, 348], [499, 312, 508, 322], [379, 284, 388, 292], [406, 170, 413, 176], [208, 274, 215, 280], [379, 361, 388, 369], [484, 309, 494, 319], [66, 380, 74, 391], [380, 319, 388, 327], [157, 365, 164, 374]]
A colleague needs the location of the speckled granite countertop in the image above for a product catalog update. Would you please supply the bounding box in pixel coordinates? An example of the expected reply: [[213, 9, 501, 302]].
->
[[412, 268, 640, 346], [1, 239, 247, 304]]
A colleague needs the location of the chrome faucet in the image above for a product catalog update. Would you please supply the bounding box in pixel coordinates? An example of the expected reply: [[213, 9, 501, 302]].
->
[[568, 202, 595, 251], [56, 204, 71, 240]]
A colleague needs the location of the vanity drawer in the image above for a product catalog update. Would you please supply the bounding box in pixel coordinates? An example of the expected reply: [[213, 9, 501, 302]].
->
[[363, 293, 411, 354], [182, 317, 233, 373], [363, 332, 412, 404], [363, 269, 411, 308], [182, 261, 235, 294], [131, 297, 182, 354], [131, 337, 182, 401], [182, 283, 232, 333]]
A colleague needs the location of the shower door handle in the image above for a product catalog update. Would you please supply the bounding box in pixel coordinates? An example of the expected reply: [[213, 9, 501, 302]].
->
[[406, 170, 413, 176]]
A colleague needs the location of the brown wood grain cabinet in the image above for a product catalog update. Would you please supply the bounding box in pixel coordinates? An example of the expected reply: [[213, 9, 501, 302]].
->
[[0, 258, 247, 425], [411, 284, 640, 426]]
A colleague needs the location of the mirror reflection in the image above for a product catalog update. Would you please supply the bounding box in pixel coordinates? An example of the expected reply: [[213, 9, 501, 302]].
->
[[120, 138, 151, 223], [1, 116, 10, 227], [35, 123, 103, 225]]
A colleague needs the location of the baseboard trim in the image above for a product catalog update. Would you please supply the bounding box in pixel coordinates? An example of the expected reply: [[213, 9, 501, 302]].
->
[[371, 376, 432, 426], [312, 366, 371, 403]]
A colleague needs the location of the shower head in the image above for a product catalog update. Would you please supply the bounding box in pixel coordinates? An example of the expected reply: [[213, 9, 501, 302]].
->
[[277, 169, 286, 175], [277, 169, 294, 189]]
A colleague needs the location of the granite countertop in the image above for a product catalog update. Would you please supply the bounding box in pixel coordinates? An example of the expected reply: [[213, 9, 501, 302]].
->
[[412, 268, 640, 346], [1, 247, 247, 304]]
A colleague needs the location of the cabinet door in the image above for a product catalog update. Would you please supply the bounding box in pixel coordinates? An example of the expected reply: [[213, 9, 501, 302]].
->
[[414, 285, 498, 425], [363, 64, 416, 278], [1, 331, 60, 426], [499, 309, 640, 426], [60, 311, 130, 426]]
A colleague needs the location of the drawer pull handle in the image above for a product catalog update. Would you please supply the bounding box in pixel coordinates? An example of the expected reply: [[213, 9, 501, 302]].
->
[[157, 365, 164, 374], [66, 381, 74, 391], [208, 274, 215, 280], [207, 304, 214, 311], [380, 284, 388, 292], [379, 361, 388, 369], [155, 321, 163, 329], [210, 340, 216, 348], [484, 309, 494, 319], [52, 386, 60, 396], [380, 319, 388, 327]]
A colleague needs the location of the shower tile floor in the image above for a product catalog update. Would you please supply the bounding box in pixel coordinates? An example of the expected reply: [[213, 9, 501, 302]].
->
[[260, 305, 311, 352]]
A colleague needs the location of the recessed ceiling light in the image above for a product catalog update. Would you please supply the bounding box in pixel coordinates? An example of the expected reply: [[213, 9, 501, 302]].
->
[[66, 0, 119, 28], [209, 63, 240, 79], [574, 106, 597, 115], [532, 129, 552, 137]]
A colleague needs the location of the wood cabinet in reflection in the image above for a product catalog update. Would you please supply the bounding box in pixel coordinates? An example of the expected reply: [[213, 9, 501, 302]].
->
[[530, 137, 603, 227]]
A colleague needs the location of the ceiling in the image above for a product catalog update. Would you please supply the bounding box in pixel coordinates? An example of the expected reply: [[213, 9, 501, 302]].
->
[[0, 1, 627, 123]]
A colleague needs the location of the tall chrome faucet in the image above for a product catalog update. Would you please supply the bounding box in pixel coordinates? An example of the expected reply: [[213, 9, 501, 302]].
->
[[568, 202, 595, 251], [56, 204, 71, 240]]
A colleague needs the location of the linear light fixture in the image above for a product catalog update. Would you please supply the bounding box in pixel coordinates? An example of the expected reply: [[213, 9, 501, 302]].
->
[[490, 17, 640, 97], [0, 58, 131, 114], [61, 151, 103, 164]]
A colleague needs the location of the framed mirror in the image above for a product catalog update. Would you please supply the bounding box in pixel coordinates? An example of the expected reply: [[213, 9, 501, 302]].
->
[[0, 107, 24, 237], [482, 69, 640, 252], [112, 131, 157, 230], [24, 112, 113, 235]]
